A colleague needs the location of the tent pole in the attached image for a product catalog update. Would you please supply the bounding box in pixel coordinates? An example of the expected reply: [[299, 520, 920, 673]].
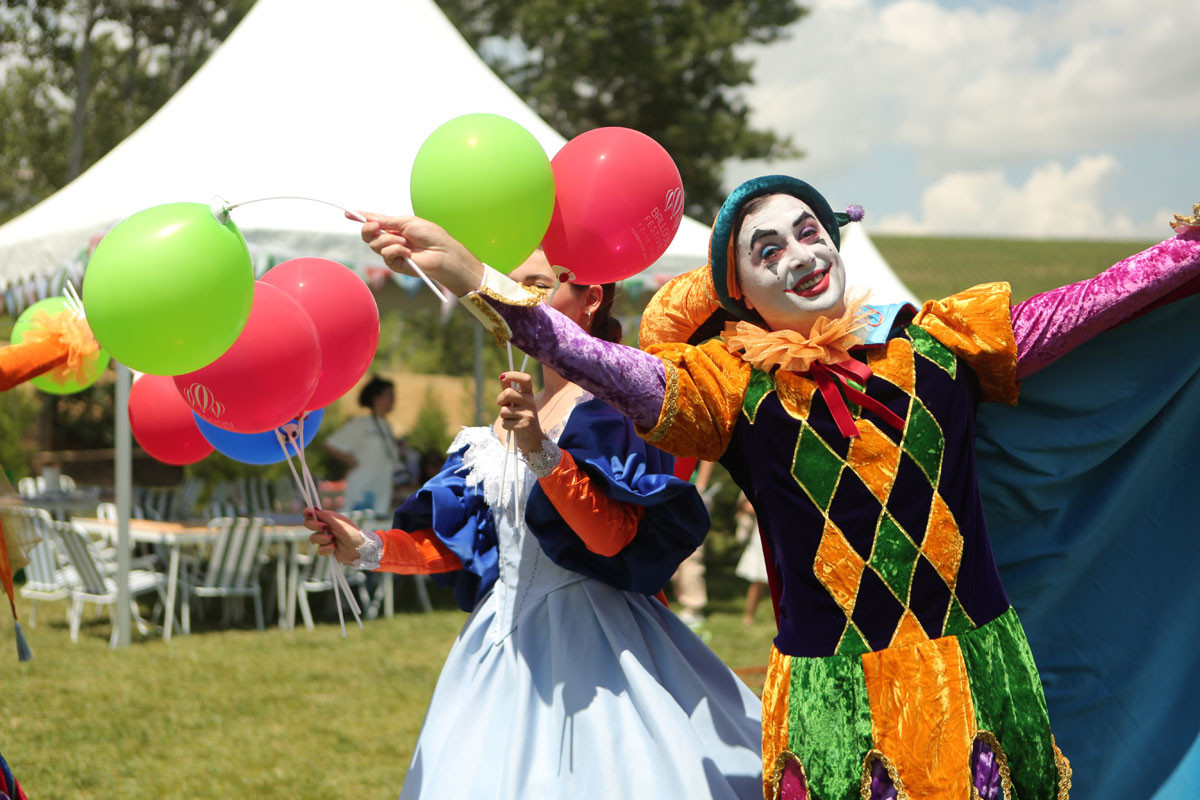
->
[[473, 324, 484, 426], [114, 362, 132, 647]]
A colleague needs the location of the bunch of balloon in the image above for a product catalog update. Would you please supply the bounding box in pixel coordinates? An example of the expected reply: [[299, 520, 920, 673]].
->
[[542, 127, 684, 284]]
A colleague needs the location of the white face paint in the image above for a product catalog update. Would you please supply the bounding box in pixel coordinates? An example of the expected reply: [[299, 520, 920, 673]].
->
[[734, 194, 847, 333]]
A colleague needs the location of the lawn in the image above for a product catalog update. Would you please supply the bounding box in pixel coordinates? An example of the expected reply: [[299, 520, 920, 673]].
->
[[0, 533, 775, 799]]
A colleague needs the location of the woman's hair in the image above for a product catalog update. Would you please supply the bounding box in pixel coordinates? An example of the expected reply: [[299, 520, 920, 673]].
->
[[570, 282, 622, 343], [357, 375, 394, 409]]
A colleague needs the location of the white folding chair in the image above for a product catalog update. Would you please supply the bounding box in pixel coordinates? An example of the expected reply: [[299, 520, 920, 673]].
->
[[52, 520, 168, 647], [4, 507, 73, 627], [181, 517, 267, 632]]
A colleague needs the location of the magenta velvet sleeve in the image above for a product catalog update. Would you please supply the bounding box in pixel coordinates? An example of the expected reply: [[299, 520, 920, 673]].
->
[[1011, 230, 1200, 380], [487, 300, 667, 430]]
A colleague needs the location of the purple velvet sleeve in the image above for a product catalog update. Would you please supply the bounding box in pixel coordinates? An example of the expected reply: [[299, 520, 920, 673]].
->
[[487, 300, 667, 430], [1012, 230, 1200, 380]]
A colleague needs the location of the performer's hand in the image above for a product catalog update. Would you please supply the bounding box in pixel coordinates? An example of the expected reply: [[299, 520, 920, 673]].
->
[[303, 507, 366, 565], [352, 211, 484, 296], [497, 372, 546, 456]]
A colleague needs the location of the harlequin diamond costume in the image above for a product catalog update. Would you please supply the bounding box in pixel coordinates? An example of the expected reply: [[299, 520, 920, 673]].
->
[[455, 177, 1200, 800]]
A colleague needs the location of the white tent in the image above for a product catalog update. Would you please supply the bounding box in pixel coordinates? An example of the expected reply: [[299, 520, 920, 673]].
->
[[0, 0, 713, 304], [840, 224, 918, 307]]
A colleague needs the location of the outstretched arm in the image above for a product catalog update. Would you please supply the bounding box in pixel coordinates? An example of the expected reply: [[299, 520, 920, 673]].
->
[[1012, 229, 1200, 379]]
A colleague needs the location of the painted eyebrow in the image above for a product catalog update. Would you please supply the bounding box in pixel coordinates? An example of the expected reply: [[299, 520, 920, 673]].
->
[[749, 228, 778, 250], [792, 212, 816, 229]]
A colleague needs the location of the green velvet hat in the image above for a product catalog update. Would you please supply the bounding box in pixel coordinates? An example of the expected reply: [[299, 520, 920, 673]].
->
[[710, 175, 859, 320]]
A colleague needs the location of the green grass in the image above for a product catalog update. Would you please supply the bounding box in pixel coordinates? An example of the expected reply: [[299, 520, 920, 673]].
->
[[1, 534, 775, 799], [872, 234, 1155, 303]]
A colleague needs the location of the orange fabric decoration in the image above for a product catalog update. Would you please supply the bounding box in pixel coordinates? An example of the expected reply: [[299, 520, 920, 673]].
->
[[375, 528, 463, 575], [638, 266, 723, 349], [639, 339, 751, 461], [0, 340, 69, 392], [538, 449, 645, 557], [0, 516, 17, 619], [760, 645, 794, 800], [861, 634, 977, 800], [913, 283, 1020, 405], [0, 309, 101, 392], [722, 296, 873, 376]]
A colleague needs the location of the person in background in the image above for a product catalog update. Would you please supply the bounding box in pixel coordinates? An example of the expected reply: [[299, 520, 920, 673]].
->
[[671, 460, 716, 630], [0, 749, 26, 800], [324, 375, 399, 519], [732, 492, 769, 626]]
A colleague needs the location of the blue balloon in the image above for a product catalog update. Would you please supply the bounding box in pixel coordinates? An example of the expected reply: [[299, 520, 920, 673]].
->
[[194, 408, 325, 465]]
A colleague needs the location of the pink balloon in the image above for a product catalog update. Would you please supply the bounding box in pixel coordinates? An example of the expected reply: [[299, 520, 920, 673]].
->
[[173, 281, 321, 433], [129, 374, 213, 465], [543, 128, 684, 285], [261, 258, 380, 411]]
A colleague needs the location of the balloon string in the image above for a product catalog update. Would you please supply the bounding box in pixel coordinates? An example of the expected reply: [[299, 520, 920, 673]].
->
[[294, 415, 363, 629], [216, 194, 448, 303], [62, 281, 85, 318]]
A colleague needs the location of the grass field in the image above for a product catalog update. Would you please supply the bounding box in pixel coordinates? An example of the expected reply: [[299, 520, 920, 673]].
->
[[0, 533, 774, 799]]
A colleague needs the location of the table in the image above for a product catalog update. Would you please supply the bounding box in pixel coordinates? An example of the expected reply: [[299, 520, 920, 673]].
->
[[72, 517, 313, 641]]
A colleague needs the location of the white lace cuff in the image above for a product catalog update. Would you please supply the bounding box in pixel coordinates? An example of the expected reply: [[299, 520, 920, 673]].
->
[[351, 529, 384, 570], [523, 437, 563, 479]]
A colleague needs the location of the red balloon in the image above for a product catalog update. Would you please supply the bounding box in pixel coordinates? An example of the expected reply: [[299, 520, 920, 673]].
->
[[261, 258, 379, 411], [129, 374, 213, 465], [543, 128, 684, 284], [173, 282, 321, 433]]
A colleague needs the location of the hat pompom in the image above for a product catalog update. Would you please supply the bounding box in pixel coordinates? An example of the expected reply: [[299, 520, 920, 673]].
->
[[845, 204, 864, 222]]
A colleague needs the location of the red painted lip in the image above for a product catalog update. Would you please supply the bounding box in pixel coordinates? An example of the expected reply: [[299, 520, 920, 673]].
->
[[788, 269, 830, 298]]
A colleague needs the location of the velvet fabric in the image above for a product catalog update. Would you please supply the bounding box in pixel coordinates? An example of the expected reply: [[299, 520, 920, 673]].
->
[[785, 652, 874, 800], [494, 300, 667, 430], [524, 398, 710, 594], [979, 288, 1200, 798], [1011, 230, 1200, 379]]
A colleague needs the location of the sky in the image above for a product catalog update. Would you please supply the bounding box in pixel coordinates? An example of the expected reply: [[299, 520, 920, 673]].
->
[[727, 0, 1200, 239]]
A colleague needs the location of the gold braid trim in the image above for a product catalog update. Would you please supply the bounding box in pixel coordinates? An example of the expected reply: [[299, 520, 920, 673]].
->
[[463, 294, 511, 347], [642, 359, 679, 444], [860, 750, 909, 800], [767, 751, 809, 800], [1052, 736, 1072, 799], [1170, 203, 1200, 232], [477, 283, 548, 307]]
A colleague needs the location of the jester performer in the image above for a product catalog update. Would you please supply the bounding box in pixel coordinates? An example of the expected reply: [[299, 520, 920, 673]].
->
[[358, 183, 1200, 800]]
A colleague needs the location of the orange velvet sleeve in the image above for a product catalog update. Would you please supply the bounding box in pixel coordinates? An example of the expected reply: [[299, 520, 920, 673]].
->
[[637, 338, 752, 462], [375, 528, 463, 575], [537, 449, 646, 558], [913, 282, 1020, 404]]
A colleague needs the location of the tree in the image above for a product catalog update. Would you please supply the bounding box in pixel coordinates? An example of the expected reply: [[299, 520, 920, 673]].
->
[[436, 0, 805, 221], [0, 0, 256, 224]]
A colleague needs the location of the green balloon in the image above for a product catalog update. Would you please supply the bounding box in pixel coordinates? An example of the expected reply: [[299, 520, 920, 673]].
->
[[10, 296, 111, 395], [83, 202, 254, 375], [411, 114, 555, 273]]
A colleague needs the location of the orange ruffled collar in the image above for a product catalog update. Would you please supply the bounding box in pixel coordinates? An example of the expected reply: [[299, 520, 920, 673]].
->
[[722, 297, 873, 374]]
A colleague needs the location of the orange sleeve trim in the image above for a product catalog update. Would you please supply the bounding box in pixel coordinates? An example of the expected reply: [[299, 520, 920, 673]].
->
[[376, 528, 463, 575], [538, 449, 645, 558]]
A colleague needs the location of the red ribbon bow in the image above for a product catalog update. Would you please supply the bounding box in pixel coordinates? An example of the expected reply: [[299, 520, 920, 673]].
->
[[808, 357, 905, 439]]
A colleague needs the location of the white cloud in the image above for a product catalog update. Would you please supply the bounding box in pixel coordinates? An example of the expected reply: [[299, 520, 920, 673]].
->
[[872, 154, 1165, 238], [745, 0, 1199, 173], [731, 0, 1199, 235]]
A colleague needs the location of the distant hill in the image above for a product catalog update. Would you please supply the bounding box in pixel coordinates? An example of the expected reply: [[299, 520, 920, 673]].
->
[[873, 235, 1156, 303]]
